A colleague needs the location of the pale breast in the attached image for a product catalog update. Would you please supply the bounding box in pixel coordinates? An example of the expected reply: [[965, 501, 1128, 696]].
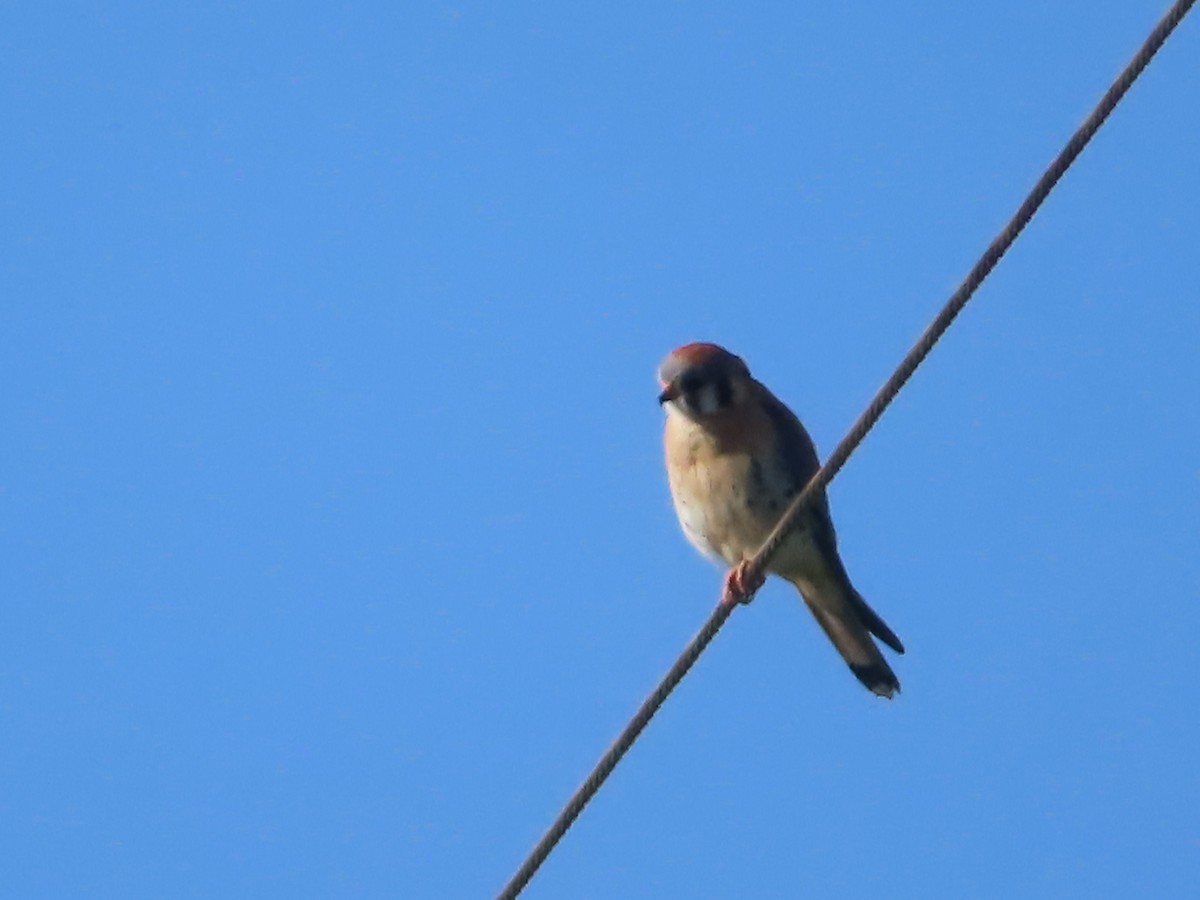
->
[[665, 408, 811, 568]]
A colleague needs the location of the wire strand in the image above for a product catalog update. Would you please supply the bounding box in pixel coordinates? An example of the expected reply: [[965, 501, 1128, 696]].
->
[[747, 0, 1198, 579], [497, 2, 1195, 896]]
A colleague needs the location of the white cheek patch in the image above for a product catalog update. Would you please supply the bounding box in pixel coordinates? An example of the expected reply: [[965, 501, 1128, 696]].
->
[[663, 400, 688, 422], [692, 383, 721, 415]]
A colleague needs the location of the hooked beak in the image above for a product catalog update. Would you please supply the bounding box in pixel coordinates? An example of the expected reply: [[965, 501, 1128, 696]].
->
[[657, 382, 679, 405]]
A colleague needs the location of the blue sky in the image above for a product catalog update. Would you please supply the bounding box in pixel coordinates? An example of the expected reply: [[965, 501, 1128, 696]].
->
[[3, 3, 1198, 897]]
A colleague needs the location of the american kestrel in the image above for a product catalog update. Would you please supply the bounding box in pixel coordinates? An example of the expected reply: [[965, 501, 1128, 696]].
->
[[658, 342, 904, 698]]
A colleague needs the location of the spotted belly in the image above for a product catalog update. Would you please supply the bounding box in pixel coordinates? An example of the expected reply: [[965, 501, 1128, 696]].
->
[[668, 443, 816, 572]]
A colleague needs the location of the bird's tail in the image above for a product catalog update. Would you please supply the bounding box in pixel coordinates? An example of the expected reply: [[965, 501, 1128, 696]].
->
[[787, 576, 904, 699]]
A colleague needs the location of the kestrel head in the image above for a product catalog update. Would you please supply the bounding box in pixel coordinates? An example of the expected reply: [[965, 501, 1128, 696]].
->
[[657, 342, 754, 420]]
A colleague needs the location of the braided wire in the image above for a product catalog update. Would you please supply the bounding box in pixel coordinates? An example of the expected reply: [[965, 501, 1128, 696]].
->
[[498, 3, 1195, 897], [497, 602, 735, 900], [751, 0, 1196, 576]]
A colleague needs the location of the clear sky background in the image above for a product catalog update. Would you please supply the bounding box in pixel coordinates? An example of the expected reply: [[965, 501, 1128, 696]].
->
[[3, 3, 1198, 898]]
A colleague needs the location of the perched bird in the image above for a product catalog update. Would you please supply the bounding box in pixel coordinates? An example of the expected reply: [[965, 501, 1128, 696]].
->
[[658, 342, 904, 698]]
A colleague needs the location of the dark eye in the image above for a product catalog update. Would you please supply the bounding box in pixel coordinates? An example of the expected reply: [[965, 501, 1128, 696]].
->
[[679, 373, 702, 394]]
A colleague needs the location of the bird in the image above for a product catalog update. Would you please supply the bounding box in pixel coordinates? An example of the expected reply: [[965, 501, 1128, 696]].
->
[[657, 342, 904, 698]]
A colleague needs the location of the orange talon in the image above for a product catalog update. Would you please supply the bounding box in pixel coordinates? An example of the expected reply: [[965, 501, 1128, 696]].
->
[[721, 560, 764, 605]]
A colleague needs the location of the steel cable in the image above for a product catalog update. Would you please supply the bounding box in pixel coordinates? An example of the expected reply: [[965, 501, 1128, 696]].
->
[[498, 2, 1195, 896]]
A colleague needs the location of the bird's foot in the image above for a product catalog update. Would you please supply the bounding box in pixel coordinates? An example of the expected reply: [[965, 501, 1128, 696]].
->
[[721, 560, 765, 606]]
